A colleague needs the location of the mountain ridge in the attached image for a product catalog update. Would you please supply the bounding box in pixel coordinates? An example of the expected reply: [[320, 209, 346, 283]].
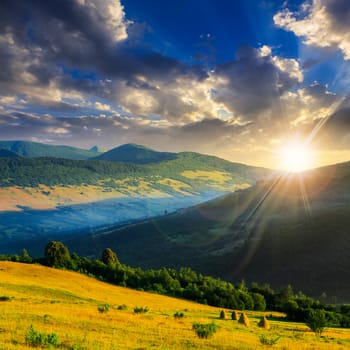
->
[[64, 160, 350, 301], [0, 140, 101, 160], [94, 143, 178, 164]]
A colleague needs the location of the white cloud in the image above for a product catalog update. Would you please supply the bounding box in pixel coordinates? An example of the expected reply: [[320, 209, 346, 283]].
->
[[45, 127, 70, 134], [274, 0, 350, 59], [75, 0, 129, 43], [94, 102, 111, 111]]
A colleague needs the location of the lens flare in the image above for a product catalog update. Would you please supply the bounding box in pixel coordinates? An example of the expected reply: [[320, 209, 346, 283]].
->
[[280, 142, 313, 172]]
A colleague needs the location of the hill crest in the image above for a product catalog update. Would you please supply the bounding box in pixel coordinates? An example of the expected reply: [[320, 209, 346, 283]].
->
[[95, 143, 177, 164], [0, 140, 100, 160]]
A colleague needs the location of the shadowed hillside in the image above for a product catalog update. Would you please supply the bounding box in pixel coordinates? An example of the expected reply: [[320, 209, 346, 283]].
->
[[0, 144, 270, 246], [66, 161, 350, 301]]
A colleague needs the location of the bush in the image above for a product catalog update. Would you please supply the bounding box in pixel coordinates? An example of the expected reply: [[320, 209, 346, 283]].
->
[[134, 306, 149, 314], [174, 311, 184, 319], [97, 304, 110, 313], [219, 310, 226, 319], [117, 304, 127, 310], [259, 334, 280, 346], [25, 324, 60, 347], [306, 309, 328, 335], [192, 323, 218, 339], [0, 296, 13, 301]]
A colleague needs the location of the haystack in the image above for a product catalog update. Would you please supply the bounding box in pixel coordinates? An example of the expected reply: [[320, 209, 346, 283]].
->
[[231, 310, 239, 320], [220, 310, 226, 319], [258, 316, 270, 329], [238, 312, 250, 327]]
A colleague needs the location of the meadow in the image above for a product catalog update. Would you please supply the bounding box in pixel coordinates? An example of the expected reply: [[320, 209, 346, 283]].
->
[[0, 262, 349, 349]]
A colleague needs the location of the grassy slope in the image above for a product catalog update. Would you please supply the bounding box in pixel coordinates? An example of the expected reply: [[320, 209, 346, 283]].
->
[[0, 262, 349, 350], [67, 161, 350, 301], [0, 154, 269, 211]]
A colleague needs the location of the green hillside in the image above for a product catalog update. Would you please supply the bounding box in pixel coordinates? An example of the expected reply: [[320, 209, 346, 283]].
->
[[0, 146, 270, 247], [66, 161, 350, 302], [0, 152, 269, 189], [94, 143, 177, 163], [0, 140, 100, 160]]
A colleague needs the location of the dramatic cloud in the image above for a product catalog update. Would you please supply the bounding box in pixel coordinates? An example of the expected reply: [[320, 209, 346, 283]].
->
[[213, 45, 303, 119], [0, 0, 348, 168], [274, 0, 350, 59]]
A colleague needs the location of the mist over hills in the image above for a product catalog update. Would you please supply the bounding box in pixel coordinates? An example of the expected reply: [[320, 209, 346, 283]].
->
[[64, 160, 350, 301], [0, 141, 271, 250]]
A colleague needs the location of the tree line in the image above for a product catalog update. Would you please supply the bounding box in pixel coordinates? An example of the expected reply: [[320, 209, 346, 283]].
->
[[1, 242, 349, 328]]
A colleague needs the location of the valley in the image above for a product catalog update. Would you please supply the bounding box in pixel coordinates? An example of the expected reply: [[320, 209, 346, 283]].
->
[[0, 141, 269, 254]]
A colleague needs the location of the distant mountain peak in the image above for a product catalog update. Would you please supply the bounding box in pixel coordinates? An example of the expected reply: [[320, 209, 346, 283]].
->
[[0, 140, 100, 160], [95, 143, 177, 164], [116, 143, 153, 150]]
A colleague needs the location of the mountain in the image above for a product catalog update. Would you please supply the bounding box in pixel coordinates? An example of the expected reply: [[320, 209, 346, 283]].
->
[[94, 143, 177, 163], [0, 147, 271, 246], [0, 148, 20, 158], [0, 140, 100, 160], [65, 161, 350, 302]]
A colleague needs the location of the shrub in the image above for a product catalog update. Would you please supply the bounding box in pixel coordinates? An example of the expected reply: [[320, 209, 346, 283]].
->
[[259, 334, 280, 346], [0, 296, 13, 301], [117, 304, 127, 310], [134, 306, 149, 314], [306, 309, 328, 335], [174, 311, 184, 319], [192, 323, 218, 339], [220, 310, 226, 319], [98, 304, 110, 313], [25, 324, 60, 347]]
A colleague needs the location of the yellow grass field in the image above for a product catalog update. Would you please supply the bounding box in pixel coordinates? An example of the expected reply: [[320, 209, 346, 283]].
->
[[0, 262, 349, 349]]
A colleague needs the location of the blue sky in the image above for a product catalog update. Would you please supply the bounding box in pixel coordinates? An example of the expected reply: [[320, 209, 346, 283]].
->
[[0, 0, 349, 168]]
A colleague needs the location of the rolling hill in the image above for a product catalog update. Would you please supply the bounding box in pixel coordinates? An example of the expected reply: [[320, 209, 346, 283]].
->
[[94, 143, 177, 163], [0, 261, 348, 349], [0, 140, 100, 159], [65, 161, 350, 302], [0, 144, 271, 249]]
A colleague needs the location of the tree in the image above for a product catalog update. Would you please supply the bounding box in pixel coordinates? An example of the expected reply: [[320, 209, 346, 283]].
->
[[306, 309, 328, 336], [45, 241, 71, 268], [101, 248, 119, 266], [251, 293, 266, 311], [20, 248, 32, 263]]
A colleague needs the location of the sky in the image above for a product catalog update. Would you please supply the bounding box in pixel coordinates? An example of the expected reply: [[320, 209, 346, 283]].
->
[[0, 0, 349, 169]]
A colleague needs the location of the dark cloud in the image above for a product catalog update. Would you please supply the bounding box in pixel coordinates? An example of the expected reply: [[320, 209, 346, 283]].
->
[[0, 0, 204, 107], [214, 46, 302, 119]]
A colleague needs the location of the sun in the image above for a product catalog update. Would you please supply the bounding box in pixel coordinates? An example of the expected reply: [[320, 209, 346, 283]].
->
[[279, 142, 313, 172]]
